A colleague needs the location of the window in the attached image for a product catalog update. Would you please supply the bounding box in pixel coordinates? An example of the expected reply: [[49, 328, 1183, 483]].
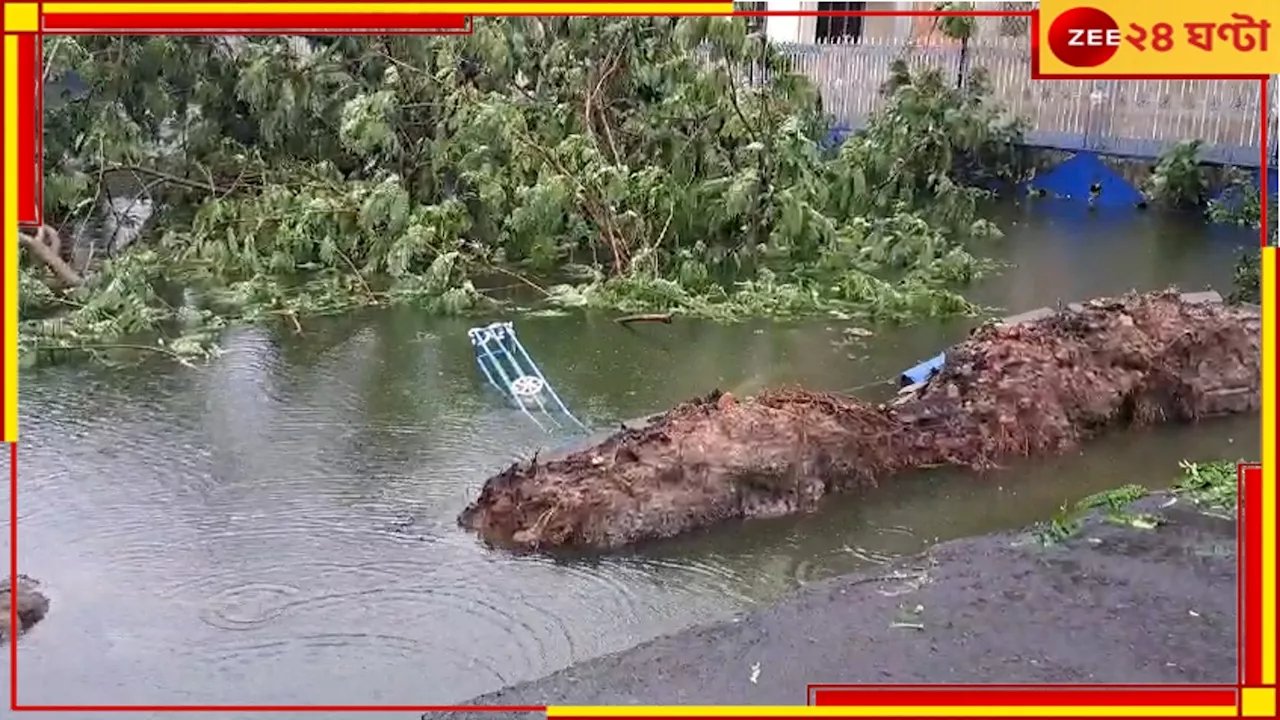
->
[[735, 1, 767, 33], [815, 2, 865, 44]]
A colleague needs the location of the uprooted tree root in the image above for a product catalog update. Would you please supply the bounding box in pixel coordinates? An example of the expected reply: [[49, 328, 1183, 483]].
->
[[458, 291, 1261, 551]]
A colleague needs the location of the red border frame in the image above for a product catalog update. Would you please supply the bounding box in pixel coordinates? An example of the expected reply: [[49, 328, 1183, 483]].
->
[[808, 686, 1241, 707], [1241, 462, 1266, 687], [41, 13, 471, 33], [4, 4, 1274, 714]]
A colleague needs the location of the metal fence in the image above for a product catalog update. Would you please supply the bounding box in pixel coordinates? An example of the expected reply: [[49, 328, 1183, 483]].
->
[[774, 38, 1279, 168]]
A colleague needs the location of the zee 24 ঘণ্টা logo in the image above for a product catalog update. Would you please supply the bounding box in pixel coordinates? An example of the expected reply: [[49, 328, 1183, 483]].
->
[[1046, 6, 1271, 68]]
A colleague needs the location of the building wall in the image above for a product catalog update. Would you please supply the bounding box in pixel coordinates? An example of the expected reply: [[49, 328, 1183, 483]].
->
[[754, 4, 1275, 169], [763, 2, 910, 44], [770, 40, 1275, 168], [762, 0, 806, 44], [763, 2, 1036, 44], [862, 2, 908, 40]]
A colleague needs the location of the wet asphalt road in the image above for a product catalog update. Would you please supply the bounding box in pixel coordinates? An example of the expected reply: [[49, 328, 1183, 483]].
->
[[442, 495, 1235, 715]]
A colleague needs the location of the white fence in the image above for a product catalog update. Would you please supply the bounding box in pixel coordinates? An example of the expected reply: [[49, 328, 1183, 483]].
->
[[774, 38, 1279, 168]]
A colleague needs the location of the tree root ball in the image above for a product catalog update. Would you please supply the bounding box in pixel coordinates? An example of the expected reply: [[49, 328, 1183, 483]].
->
[[459, 291, 1260, 551], [1, 575, 51, 641]]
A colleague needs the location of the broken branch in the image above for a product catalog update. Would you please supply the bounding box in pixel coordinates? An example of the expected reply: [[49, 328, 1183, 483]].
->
[[19, 225, 82, 287]]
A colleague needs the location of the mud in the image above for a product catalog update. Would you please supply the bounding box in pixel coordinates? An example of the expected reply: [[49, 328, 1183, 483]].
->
[[459, 291, 1260, 550], [1, 575, 51, 642], [445, 495, 1236, 713]]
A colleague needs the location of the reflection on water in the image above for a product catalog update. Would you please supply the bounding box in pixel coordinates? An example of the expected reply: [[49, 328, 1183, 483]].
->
[[3, 207, 1258, 716]]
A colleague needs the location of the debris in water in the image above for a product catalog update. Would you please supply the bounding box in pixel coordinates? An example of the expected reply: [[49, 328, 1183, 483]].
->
[[891, 603, 926, 630], [1, 575, 50, 642], [467, 321, 587, 433], [460, 291, 1260, 551]]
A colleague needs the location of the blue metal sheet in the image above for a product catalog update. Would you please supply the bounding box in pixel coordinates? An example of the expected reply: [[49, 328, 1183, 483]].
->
[[1027, 151, 1146, 208], [899, 352, 946, 388]]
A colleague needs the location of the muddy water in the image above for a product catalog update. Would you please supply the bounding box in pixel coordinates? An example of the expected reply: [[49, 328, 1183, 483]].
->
[[4, 205, 1260, 715]]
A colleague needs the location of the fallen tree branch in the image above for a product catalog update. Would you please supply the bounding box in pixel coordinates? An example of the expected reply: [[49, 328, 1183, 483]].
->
[[615, 313, 673, 326], [19, 225, 82, 287], [484, 263, 551, 297], [99, 164, 232, 196], [33, 342, 200, 367]]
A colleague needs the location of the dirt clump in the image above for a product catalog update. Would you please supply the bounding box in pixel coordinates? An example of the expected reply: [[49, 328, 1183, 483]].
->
[[458, 291, 1260, 551], [1, 575, 51, 642]]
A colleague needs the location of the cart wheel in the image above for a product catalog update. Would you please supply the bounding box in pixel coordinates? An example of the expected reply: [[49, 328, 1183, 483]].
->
[[510, 375, 546, 398]]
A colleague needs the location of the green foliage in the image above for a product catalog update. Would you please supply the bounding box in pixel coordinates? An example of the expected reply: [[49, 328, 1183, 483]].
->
[[1145, 142, 1274, 235], [1031, 459, 1248, 545], [1230, 249, 1260, 305], [1211, 171, 1273, 307], [1143, 140, 1210, 208], [1174, 459, 1240, 515], [1143, 145, 1272, 311], [1031, 503, 1086, 546], [1206, 166, 1276, 235], [1031, 484, 1152, 546], [1076, 484, 1150, 511], [27, 21, 1026, 365], [932, 2, 976, 42]]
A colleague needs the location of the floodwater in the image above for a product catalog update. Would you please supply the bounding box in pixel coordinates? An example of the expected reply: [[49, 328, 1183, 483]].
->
[[3, 203, 1261, 716]]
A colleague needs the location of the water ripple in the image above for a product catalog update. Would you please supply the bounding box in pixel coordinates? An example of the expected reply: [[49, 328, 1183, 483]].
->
[[11, 219, 1266, 711], [200, 583, 303, 630]]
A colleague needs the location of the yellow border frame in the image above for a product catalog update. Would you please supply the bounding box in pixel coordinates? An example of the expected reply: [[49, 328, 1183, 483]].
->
[[1262, 244, 1277, 688], [3, 33, 19, 441]]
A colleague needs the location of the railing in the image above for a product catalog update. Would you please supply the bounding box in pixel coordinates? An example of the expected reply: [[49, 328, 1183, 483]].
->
[[768, 38, 1278, 168]]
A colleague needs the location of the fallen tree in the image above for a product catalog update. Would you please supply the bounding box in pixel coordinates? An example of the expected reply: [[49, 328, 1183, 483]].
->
[[459, 290, 1260, 551], [28, 20, 1024, 367]]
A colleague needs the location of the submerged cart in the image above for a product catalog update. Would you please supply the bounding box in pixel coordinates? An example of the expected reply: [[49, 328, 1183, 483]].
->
[[467, 321, 588, 433]]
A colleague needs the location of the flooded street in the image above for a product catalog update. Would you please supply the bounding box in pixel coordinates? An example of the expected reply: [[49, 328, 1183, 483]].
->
[[5, 205, 1260, 714]]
